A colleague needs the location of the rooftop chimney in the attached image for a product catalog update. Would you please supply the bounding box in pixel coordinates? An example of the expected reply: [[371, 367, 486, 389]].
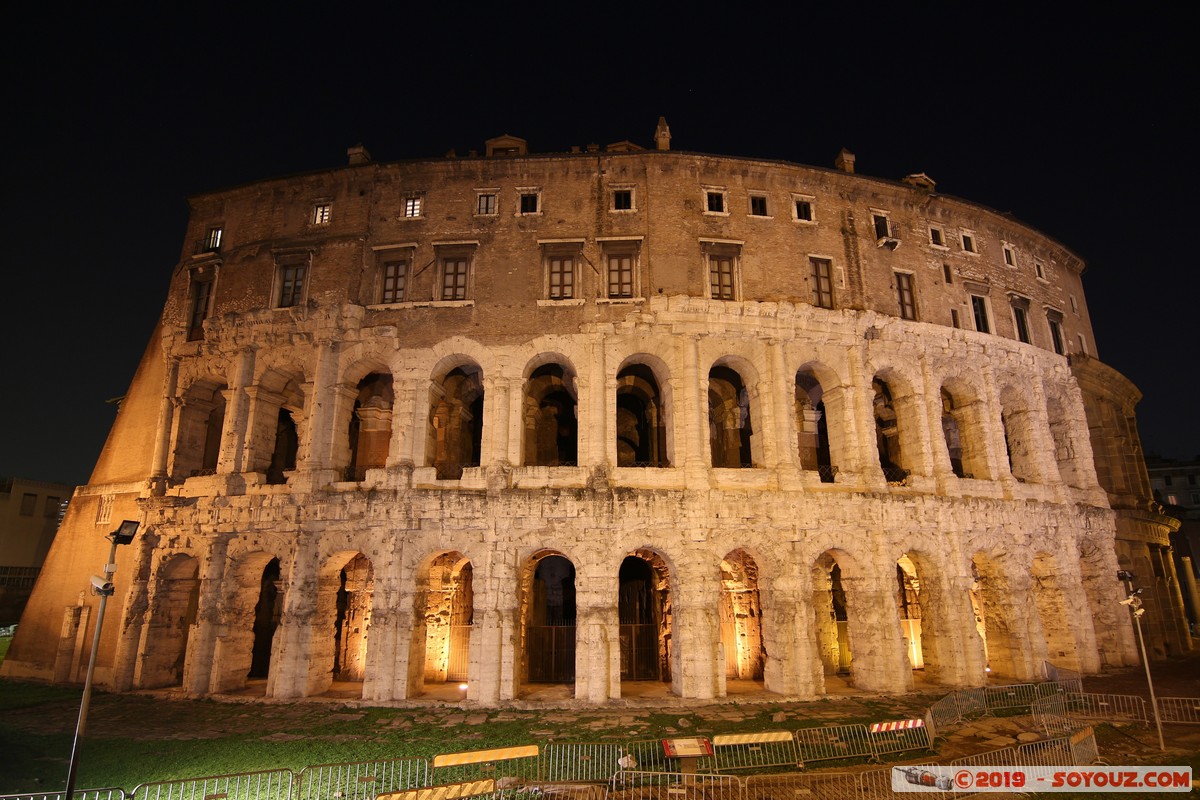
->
[[655, 117, 672, 151], [347, 144, 372, 165], [835, 148, 855, 174]]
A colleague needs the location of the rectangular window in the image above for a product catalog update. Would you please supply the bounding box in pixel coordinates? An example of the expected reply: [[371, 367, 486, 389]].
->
[[44, 496, 61, 518], [188, 275, 213, 340], [962, 232, 977, 253], [204, 226, 223, 252], [607, 253, 634, 298], [1070, 295, 1078, 313], [1035, 261, 1046, 279], [706, 190, 726, 213], [1013, 305, 1031, 343], [971, 295, 990, 333], [548, 255, 576, 299], [749, 195, 769, 216], [943, 263, 953, 284], [519, 192, 540, 214], [709, 254, 737, 300], [381, 259, 408, 304], [312, 203, 332, 225], [441, 258, 470, 300], [1003, 244, 1016, 266], [930, 227, 945, 247], [1077, 333, 1088, 355], [1048, 315, 1065, 355], [403, 196, 423, 218], [612, 189, 633, 211], [873, 214, 891, 240], [20, 493, 36, 516], [810, 257, 834, 309], [476, 193, 497, 215], [794, 198, 813, 221], [895, 272, 916, 320], [951, 308, 960, 328], [277, 263, 306, 307]]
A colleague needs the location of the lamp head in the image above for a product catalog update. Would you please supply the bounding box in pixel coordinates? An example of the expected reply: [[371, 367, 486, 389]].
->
[[111, 520, 139, 545]]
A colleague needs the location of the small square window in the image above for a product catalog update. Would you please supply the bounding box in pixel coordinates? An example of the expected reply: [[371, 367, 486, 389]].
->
[[930, 227, 945, 247], [20, 493, 36, 516], [44, 496, 61, 518], [810, 257, 834, 309], [380, 259, 408, 304], [1003, 244, 1016, 266], [519, 192, 540, 214], [403, 196, 423, 218], [705, 190, 726, 214], [612, 189, 633, 211], [204, 226, 223, 252], [794, 198, 814, 221], [476, 193, 498, 215], [312, 203, 332, 225], [749, 195, 768, 216], [962, 232, 977, 253]]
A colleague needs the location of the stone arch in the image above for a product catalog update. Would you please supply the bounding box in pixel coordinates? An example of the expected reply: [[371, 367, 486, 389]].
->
[[615, 356, 671, 467], [999, 383, 1042, 484], [522, 358, 578, 467], [1031, 551, 1083, 670], [618, 548, 673, 685], [311, 550, 374, 696], [517, 550, 577, 691], [893, 550, 961, 683], [345, 372, 394, 481], [428, 360, 484, 480], [719, 549, 764, 681], [941, 376, 991, 480], [211, 550, 285, 693], [708, 357, 761, 468], [136, 553, 200, 688], [811, 549, 860, 691], [412, 550, 474, 694], [969, 550, 1028, 679], [1044, 390, 1086, 488], [795, 366, 837, 480], [253, 368, 306, 484], [171, 378, 227, 480], [871, 368, 922, 480]]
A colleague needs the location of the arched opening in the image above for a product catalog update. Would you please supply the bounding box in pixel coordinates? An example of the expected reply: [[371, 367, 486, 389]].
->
[[429, 365, 484, 480], [812, 553, 853, 688], [1045, 393, 1084, 487], [419, 552, 474, 691], [970, 553, 1022, 679], [941, 389, 966, 478], [896, 556, 924, 671], [347, 373, 393, 481], [520, 552, 577, 687], [616, 363, 669, 467], [941, 382, 991, 480], [1031, 552, 1082, 671], [313, 552, 373, 697], [253, 369, 305, 484], [795, 371, 834, 481], [719, 549, 765, 683], [619, 551, 672, 684], [171, 381, 227, 480], [266, 409, 298, 484], [523, 363, 578, 466], [709, 365, 753, 468], [872, 378, 907, 481], [137, 555, 200, 688], [1000, 386, 1040, 484], [249, 557, 282, 680]]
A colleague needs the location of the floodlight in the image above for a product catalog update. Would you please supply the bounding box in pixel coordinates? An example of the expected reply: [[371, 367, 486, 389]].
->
[[111, 520, 139, 545]]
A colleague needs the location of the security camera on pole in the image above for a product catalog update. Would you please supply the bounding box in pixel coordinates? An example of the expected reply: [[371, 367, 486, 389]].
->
[[1116, 569, 1165, 751], [64, 520, 140, 799]]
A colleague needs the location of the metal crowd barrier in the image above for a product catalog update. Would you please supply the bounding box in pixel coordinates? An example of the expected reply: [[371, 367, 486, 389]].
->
[[129, 770, 294, 800], [1064, 692, 1149, 724], [792, 723, 874, 764], [1, 791, 127, 800], [296, 758, 429, 800], [982, 682, 1042, 712], [541, 743, 625, 782], [1157, 696, 1200, 724], [709, 731, 800, 773], [865, 721, 932, 758], [742, 771, 857, 800], [953, 686, 987, 719], [429, 746, 540, 787], [607, 772, 736, 800]]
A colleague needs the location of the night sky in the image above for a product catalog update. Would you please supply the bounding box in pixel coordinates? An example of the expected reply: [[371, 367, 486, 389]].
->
[[3, 6, 1196, 486]]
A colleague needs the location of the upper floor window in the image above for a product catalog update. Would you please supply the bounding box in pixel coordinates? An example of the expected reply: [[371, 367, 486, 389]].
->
[[704, 242, 740, 300], [204, 226, 223, 252], [518, 190, 541, 215], [611, 188, 635, 212], [929, 226, 946, 248], [440, 254, 472, 300], [403, 195, 423, 218], [19, 493, 36, 515], [961, 231, 977, 254], [810, 257, 834, 309], [872, 212, 898, 249], [1002, 243, 1016, 266], [188, 271, 214, 340], [793, 196, 815, 222], [1010, 294, 1032, 344], [312, 203, 332, 226], [1035, 260, 1046, 280], [749, 195, 769, 217], [1047, 310, 1066, 355], [380, 258, 408, 304], [276, 259, 308, 308], [476, 192, 498, 216], [943, 263, 953, 284], [602, 240, 641, 299], [970, 294, 990, 333], [704, 188, 728, 215], [895, 272, 917, 320], [541, 242, 582, 300]]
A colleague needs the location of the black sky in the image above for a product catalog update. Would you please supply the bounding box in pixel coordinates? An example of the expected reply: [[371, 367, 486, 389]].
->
[[3, 5, 1197, 485]]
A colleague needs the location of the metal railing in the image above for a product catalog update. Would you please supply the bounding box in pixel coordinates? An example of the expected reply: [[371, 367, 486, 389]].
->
[[296, 758, 428, 800], [708, 731, 800, 773], [130, 770, 294, 800], [1157, 696, 1200, 725]]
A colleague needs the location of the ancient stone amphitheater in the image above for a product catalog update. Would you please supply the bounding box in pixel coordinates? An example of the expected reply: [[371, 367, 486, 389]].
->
[[4, 121, 1189, 705]]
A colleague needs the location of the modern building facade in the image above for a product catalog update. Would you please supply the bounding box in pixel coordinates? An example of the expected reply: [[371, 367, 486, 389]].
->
[[0, 477, 70, 625], [4, 122, 1188, 703]]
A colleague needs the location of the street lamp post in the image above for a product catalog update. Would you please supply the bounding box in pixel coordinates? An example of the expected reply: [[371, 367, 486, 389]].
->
[[64, 520, 139, 800], [1116, 569, 1165, 752]]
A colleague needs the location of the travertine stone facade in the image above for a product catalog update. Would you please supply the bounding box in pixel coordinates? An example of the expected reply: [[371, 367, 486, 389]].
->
[[6, 125, 1185, 704]]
